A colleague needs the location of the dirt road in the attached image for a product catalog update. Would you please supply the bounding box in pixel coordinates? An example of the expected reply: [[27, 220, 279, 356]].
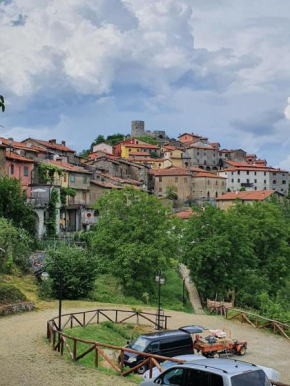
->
[[0, 305, 289, 385]]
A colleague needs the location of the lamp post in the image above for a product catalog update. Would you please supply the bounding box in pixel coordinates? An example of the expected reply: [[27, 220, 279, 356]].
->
[[41, 264, 63, 350], [183, 276, 190, 305], [155, 270, 165, 330]]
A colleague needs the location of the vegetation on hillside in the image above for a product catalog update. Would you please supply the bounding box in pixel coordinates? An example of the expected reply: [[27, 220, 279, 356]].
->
[[182, 198, 290, 321]]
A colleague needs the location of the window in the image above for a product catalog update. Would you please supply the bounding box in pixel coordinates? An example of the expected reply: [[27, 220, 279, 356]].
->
[[70, 174, 75, 183], [162, 368, 184, 385], [254, 179, 257, 183], [231, 172, 233, 175], [264, 180, 266, 184], [10, 164, 14, 175], [282, 180, 286, 184], [273, 172, 276, 176], [232, 369, 270, 386], [159, 187, 162, 192], [204, 160, 206, 165], [254, 171, 257, 175], [247, 179, 250, 183], [136, 141, 139, 144], [147, 341, 160, 353], [159, 176, 162, 182], [23, 166, 29, 177], [264, 172, 266, 176], [197, 151, 199, 155], [273, 180, 276, 184], [64, 173, 67, 182], [246, 171, 249, 175], [255, 187, 257, 190], [175, 177, 178, 183], [185, 368, 223, 386], [83, 175, 87, 184], [237, 179, 240, 183], [237, 170, 240, 175], [231, 179, 234, 183]]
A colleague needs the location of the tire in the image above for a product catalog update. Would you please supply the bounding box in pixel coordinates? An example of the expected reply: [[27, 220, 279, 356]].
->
[[136, 363, 148, 375], [239, 346, 247, 356]]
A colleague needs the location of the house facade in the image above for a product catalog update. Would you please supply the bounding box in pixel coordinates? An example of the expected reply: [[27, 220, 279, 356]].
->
[[218, 166, 289, 195], [5, 152, 35, 195], [150, 167, 192, 200]]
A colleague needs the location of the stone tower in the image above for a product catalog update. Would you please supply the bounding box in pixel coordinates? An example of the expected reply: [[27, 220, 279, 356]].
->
[[131, 121, 145, 137]]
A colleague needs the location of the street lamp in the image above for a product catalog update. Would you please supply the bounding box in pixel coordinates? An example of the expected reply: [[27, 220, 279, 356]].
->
[[155, 270, 165, 330], [182, 276, 190, 305], [41, 264, 63, 350]]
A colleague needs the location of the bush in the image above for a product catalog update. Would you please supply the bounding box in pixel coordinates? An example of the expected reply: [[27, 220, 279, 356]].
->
[[0, 285, 26, 304], [38, 278, 54, 300], [44, 244, 98, 300]]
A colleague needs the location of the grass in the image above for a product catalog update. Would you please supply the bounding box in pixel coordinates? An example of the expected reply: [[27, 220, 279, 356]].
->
[[60, 321, 152, 383], [93, 268, 193, 313]]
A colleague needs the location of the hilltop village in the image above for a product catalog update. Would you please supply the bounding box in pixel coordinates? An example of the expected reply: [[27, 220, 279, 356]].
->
[[0, 120, 288, 237]]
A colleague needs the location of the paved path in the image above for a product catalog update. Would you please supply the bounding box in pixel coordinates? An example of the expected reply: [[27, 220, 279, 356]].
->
[[0, 304, 290, 385], [180, 264, 204, 314]]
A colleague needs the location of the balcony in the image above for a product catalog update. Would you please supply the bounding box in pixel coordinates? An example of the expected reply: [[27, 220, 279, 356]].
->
[[27, 196, 49, 208], [31, 168, 62, 187]]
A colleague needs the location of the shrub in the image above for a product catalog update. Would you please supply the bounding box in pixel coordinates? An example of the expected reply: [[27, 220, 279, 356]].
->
[[0, 285, 26, 304], [44, 244, 98, 300]]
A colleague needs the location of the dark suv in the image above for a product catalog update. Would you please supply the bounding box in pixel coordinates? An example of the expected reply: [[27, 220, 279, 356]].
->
[[123, 326, 204, 374]]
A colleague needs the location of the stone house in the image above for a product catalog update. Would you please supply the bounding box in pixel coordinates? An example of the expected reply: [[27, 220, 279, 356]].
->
[[92, 142, 113, 154], [190, 170, 227, 204], [150, 167, 192, 201]]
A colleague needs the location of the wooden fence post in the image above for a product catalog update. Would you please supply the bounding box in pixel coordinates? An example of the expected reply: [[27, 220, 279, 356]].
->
[[73, 339, 77, 359], [95, 345, 99, 367], [120, 349, 124, 373], [83, 312, 86, 327]]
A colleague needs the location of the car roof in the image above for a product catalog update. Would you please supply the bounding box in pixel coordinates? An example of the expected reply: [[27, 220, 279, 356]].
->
[[140, 330, 191, 340], [179, 358, 258, 375], [139, 325, 204, 340]]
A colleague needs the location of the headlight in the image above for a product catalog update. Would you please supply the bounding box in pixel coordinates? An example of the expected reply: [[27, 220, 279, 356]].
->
[[128, 357, 137, 363]]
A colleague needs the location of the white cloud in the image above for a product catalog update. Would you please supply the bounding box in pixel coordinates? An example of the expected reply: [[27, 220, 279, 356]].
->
[[284, 97, 290, 120]]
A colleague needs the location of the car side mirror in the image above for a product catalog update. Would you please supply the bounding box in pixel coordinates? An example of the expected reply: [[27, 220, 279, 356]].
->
[[154, 378, 162, 384]]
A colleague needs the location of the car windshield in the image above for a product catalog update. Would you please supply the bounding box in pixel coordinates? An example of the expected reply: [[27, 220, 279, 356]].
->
[[129, 337, 149, 352], [231, 370, 271, 386]]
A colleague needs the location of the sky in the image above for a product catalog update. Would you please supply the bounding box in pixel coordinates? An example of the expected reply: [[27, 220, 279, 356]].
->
[[1, 0, 290, 168]]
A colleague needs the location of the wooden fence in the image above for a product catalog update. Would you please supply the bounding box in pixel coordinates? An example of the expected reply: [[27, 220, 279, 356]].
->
[[47, 308, 175, 378], [225, 309, 290, 341]]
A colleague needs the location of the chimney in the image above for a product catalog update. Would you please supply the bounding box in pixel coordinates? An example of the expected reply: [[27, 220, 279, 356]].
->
[[8, 137, 13, 146], [61, 141, 66, 146], [49, 139, 56, 144]]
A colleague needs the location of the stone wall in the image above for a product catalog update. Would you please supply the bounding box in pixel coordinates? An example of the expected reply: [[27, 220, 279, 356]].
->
[[0, 302, 34, 317]]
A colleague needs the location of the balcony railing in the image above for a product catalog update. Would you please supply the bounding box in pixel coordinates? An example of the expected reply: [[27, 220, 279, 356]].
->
[[27, 197, 49, 208]]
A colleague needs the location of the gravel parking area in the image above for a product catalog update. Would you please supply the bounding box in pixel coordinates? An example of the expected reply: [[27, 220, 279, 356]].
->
[[0, 305, 289, 385]]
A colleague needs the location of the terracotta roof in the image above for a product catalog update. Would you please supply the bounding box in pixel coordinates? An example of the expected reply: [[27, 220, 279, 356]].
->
[[90, 180, 122, 189], [151, 167, 191, 176], [220, 167, 288, 173], [6, 152, 35, 163], [216, 190, 276, 201], [163, 145, 178, 151], [175, 209, 197, 219], [27, 139, 75, 153], [133, 158, 169, 162], [43, 160, 91, 174], [188, 167, 211, 173], [99, 173, 143, 186], [178, 133, 201, 138], [0, 137, 44, 153], [209, 142, 220, 147], [193, 172, 226, 179], [123, 143, 159, 149]]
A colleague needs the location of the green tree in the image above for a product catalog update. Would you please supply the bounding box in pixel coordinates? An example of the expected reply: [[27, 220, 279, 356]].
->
[[90, 135, 105, 150], [182, 205, 255, 301], [92, 188, 180, 296], [105, 133, 125, 146], [0, 176, 36, 235], [0, 218, 33, 273], [134, 136, 158, 145], [46, 188, 59, 237], [44, 244, 98, 299], [165, 186, 178, 200]]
